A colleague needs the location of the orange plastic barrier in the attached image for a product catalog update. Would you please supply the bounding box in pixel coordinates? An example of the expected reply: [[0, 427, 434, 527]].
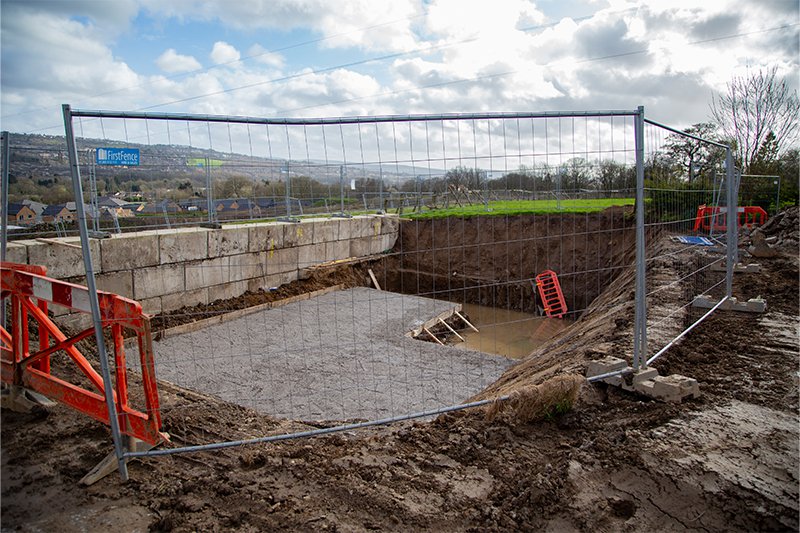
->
[[535, 270, 568, 319], [692, 204, 768, 232], [1, 261, 167, 445]]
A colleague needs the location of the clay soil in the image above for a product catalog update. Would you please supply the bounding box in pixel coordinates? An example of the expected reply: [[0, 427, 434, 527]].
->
[[2, 211, 798, 532]]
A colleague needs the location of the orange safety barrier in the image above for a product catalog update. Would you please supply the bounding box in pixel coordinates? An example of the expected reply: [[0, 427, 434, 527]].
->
[[1, 261, 167, 445], [692, 204, 768, 232], [534, 270, 568, 319]]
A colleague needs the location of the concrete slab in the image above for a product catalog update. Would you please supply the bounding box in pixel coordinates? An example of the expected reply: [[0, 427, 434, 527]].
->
[[160, 228, 209, 264], [248, 223, 286, 253], [636, 374, 700, 403], [133, 263, 185, 300], [27, 239, 100, 279], [162, 288, 208, 312], [266, 247, 298, 276], [208, 226, 250, 258], [710, 262, 762, 273], [208, 281, 248, 303], [284, 222, 313, 247], [4, 242, 28, 264], [185, 257, 229, 290], [312, 219, 337, 244], [586, 356, 630, 387], [326, 240, 351, 263], [152, 287, 514, 421], [101, 234, 159, 272], [692, 295, 767, 313], [95, 271, 134, 299], [228, 252, 267, 283], [297, 244, 327, 269]]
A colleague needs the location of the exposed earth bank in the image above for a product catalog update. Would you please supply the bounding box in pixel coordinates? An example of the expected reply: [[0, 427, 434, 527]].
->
[[2, 210, 798, 532]]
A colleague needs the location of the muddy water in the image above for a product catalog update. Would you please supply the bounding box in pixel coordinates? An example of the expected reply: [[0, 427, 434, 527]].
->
[[454, 303, 570, 359]]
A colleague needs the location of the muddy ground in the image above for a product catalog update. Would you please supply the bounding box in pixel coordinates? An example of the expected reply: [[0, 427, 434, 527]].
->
[[2, 212, 798, 532]]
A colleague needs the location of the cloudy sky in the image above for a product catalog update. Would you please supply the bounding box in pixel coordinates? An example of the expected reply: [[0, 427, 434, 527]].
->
[[1, 0, 798, 137]]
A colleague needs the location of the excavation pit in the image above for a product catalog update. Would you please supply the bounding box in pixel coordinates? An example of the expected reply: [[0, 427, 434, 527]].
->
[[153, 287, 514, 421]]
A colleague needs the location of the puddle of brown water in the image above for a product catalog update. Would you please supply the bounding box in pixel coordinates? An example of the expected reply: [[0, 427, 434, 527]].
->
[[454, 303, 570, 359]]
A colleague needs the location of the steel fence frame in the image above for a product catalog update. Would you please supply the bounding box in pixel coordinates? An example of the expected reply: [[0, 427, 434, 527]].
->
[[56, 105, 739, 480]]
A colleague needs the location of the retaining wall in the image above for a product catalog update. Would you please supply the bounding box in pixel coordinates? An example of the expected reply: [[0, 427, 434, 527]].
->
[[6, 215, 399, 321]]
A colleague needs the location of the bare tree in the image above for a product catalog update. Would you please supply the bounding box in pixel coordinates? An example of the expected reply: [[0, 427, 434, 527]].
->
[[710, 67, 799, 172]]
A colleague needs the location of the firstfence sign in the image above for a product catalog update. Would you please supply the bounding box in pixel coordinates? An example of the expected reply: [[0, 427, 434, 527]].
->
[[96, 147, 140, 166]]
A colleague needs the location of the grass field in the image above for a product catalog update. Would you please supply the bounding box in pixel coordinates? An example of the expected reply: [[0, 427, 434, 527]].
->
[[406, 198, 635, 219]]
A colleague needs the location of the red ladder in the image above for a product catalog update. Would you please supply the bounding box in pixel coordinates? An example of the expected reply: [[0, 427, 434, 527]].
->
[[535, 270, 567, 319]]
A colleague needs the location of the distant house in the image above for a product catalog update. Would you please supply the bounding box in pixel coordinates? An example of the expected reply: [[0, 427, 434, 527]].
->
[[97, 196, 128, 208], [42, 204, 74, 223], [6, 203, 37, 225], [22, 200, 46, 222], [215, 198, 260, 217], [141, 199, 182, 214], [179, 199, 207, 212], [121, 202, 145, 213]]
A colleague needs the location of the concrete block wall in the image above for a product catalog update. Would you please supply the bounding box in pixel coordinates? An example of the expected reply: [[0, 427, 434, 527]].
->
[[8, 215, 399, 319]]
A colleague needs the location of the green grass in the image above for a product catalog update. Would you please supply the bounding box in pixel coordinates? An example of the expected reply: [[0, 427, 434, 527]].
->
[[406, 198, 635, 219]]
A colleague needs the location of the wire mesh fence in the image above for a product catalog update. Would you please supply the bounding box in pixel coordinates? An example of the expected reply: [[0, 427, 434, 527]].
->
[[639, 119, 737, 367], [1, 106, 743, 480]]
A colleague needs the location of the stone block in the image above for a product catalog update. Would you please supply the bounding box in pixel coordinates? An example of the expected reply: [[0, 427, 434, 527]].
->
[[266, 247, 298, 276], [586, 356, 629, 379], [336, 218, 353, 241], [208, 226, 250, 258], [208, 281, 248, 303], [248, 223, 285, 253], [161, 288, 208, 312], [620, 367, 659, 392], [160, 228, 209, 264], [27, 238, 101, 279], [185, 256, 229, 290], [326, 240, 351, 262], [4, 242, 27, 264], [95, 270, 134, 299], [140, 297, 162, 315], [101, 233, 159, 272], [229, 252, 267, 283], [284, 222, 313, 247], [370, 217, 382, 237], [133, 263, 185, 300], [349, 236, 373, 258], [692, 295, 767, 313], [379, 233, 397, 252], [381, 216, 400, 235], [297, 244, 327, 269], [639, 374, 700, 403], [312, 219, 337, 244]]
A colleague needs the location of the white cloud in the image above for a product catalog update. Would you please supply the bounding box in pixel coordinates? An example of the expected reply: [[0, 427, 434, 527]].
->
[[246, 44, 285, 68], [0, 0, 797, 137], [140, 0, 421, 52], [210, 41, 240, 64], [155, 48, 202, 73]]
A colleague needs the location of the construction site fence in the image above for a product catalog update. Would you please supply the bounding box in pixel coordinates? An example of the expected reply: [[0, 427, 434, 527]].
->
[[0, 107, 741, 481]]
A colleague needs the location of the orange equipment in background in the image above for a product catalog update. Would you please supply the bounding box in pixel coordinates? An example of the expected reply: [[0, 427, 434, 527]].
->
[[535, 270, 568, 319], [692, 204, 768, 232]]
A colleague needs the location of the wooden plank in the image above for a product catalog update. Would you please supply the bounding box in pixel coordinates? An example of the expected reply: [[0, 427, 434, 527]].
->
[[454, 310, 479, 332], [423, 327, 444, 345], [155, 284, 344, 340], [438, 317, 464, 342], [368, 269, 381, 290], [35, 238, 82, 250]]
